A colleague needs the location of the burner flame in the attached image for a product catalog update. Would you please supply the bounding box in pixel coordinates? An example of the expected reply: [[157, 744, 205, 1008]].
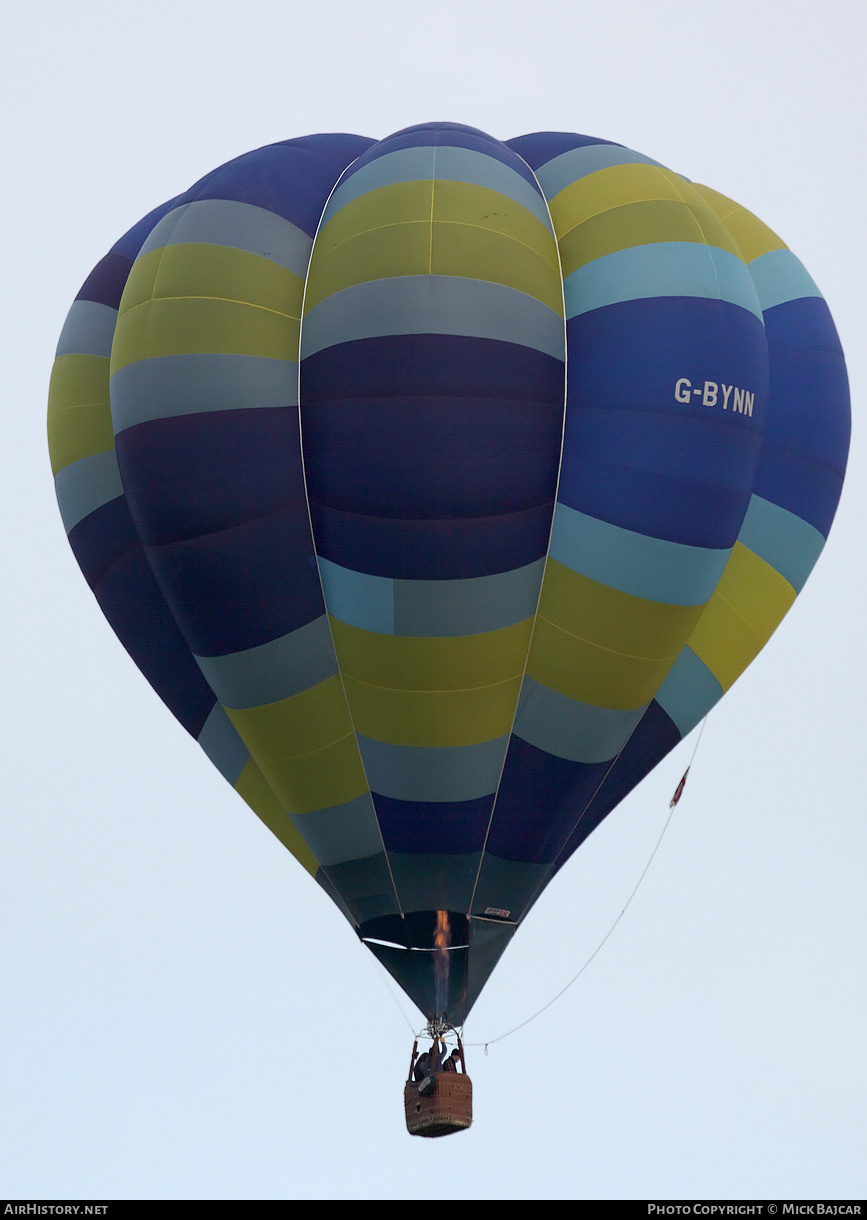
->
[[434, 910, 451, 1015]]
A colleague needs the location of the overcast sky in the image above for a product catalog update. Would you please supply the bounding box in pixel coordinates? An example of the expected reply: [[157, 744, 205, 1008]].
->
[[3, 0, 865, 1200]]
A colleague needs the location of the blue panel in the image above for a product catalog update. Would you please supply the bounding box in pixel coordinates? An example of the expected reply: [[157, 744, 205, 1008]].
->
[[750, 248, 821, 312], [513, 678, 648, 763], [737, 495, 825, 592], [110, 355, 297, 433], [558, 297, 768, 547], [549, 502, 731, 605], [506, 131, 619, 171], [144, 509, 324, 656], [176, 135, 374, 235], [55, 451, 123, 534], [654, 646, 724, 738], [310, 499, 556, 580], [755, 349, 850, 533], [762, 294, 843, 356], [193, 615, 337, 710], [522, 142, 668, 199], [114, 407, 303, 547], [55, 300, 117, 358], [372, 793, 493, 854], [300, 276, 565, 361], [318, 559, 395, 632], [292, 793, 384, 867], [564, 243, 762, 321], [197, 704, 250, 785], [358, 736, 508, 803], [139, 198, 312, 277]]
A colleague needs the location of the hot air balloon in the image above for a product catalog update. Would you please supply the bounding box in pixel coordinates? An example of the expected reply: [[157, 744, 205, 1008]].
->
[[48, 122, 850, 1051]]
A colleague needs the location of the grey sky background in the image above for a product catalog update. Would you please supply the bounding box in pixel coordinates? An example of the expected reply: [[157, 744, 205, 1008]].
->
[[3, 0, 865, 1200]]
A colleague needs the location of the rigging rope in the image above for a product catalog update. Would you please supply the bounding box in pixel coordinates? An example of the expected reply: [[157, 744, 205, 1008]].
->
[[467, 717, 709, 1051]]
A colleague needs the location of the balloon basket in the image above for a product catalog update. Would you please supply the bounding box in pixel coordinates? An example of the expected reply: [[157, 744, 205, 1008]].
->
[[404, 1073, 473, 1138]]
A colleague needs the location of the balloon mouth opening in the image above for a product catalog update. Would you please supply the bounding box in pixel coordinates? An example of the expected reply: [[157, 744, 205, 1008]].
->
[[358, 910, 469, 952]]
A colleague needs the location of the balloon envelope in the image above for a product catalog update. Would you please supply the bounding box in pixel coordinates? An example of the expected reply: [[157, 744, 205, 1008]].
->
[[48, 124, 850, 1022]]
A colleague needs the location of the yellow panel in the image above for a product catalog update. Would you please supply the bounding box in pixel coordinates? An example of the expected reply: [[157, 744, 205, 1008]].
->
[[527, 616, 673, 710], [687, 542, 796, 690], [260, 733, 370, 815], [303, 223, 432, 312], [305, 220, 562, 315], [317, 181, 433, 252], [538, 560, 705, 659], [329, 617, 533, 690], [691, 185, 786, 263], [47, 355, 113, 474], [118, 247, 161, 313], [342, 673, 522, 747], [548, 164, 696, 239], [234, 757, 319, 875], [431, 181, 559, 265], [111, 297, 300, 370], [147, 243, 304, 317], [558, 199, 741, 278], [224, 674, 352, 766], [431, 224, 564, 314]]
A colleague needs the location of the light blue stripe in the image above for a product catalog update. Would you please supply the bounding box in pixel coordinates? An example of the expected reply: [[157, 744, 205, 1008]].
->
[[301, 276, 566, 361], [319, 559, 395, 633], [323, 145, 553, 232], [749, 248, 822, 313], [55, 450, 124, 534], [654, 646, 723, 738], [534, 143, 669, 200], [513, 677, 648, 763], [358, 736, 508, 802], [291, 793, 383, 867], [394, 560, 546, 635], [197, 703, 249, 785], [563, 242, 763, 321], [737, 495, 824, 593], [110, 353, 297, 432], [550, 503, 730, 606], [193, 616, 336, 710], [319, 558, 546, 636], [139, 200, 312, 277], [55, 300, 117, 358]]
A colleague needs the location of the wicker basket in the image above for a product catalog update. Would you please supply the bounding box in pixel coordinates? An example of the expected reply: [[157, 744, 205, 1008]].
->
[[404, 1073, 473, 1138]]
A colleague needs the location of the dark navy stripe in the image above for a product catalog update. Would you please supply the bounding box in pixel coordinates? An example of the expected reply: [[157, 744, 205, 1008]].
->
[[302, 397, 562, 520], [373, 793, 493, 854], [300, 334, 564, 405], [75, 251, 134, 310], [92, 549, 217, 737], [114, 407, 303, 547], [310, 499, 556, 580], [484, 737, 610, 865], [144, 510, 324, 656], [506, 131, 622, 170], [177, 136, 373, 236]]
